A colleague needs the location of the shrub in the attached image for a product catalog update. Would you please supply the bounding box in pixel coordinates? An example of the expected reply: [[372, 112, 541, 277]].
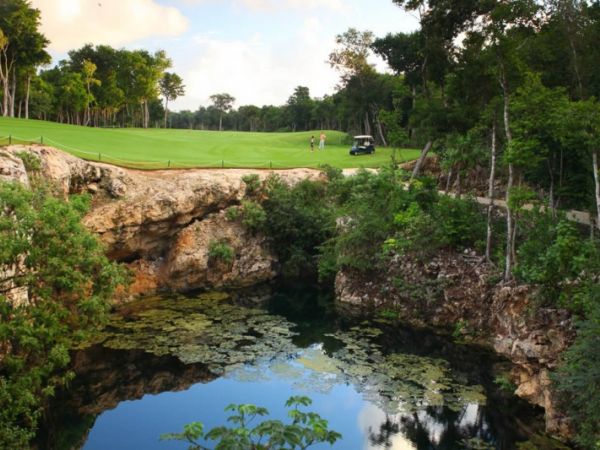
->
[[241, 200, 267, 233], [242, 174, 262, 196], [554, 294, 600, 448], [385, 196, 485, 261], [0, 182, 126, 447], [327, 168, 414, 272], [225, 205, 240, 222], [15, 151, 42, 173], [208, 240, 235, 265], [515, 211, 600, 312], [262, 176, 335, 279]]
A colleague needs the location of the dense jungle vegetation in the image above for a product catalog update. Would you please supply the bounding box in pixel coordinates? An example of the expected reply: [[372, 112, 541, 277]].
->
[[237, 165, 600, 448]]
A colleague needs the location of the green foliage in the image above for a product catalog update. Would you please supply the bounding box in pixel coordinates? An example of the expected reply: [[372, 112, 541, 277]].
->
[[240, 200, 267, 233], [515, 211, 599, 312], [386, 195, 486, 261], [0, 181, 126, 447], [208, 241, 235, 265], [225, 206, 240, 222], [242, 174, 262, 196], [324, 168, 413, 274], [493, 374, 516, 394], [554, 298, 600, 448], [15, 151, 42, 173], [263, 176, 336, 279], [160, 396, 342, 450]]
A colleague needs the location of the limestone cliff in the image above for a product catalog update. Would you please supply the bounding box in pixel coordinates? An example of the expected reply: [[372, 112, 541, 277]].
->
[[335, 251, 574, 439], [0, 145, 323, 296]]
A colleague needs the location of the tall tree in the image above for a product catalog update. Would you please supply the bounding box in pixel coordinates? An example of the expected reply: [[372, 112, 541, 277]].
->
[[159, 72, 185, 128], [81, 59, 100, 126], [209, 93, 235, 131], [0, 0, 49, 117], [286, 86, 313, 131]]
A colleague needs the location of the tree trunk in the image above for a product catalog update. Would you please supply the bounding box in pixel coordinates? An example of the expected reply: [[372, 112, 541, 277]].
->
[[500, 68, 514, 282], [9, 69, 16, 117], [25, 75, 31, 119], [164, 97, 169, 129], [593, 149, 600, 231], [445, 167, 453, 194], [485, 121, 497, 263], [411, 141, 433, 179], [364, 111, 371, 136], [219, 113, 223, 131], [374, 110, 388, 147], [144, 100, 150, 129]]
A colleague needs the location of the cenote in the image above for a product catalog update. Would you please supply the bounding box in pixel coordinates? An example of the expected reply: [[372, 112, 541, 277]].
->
[[37, 284, 548, 450]]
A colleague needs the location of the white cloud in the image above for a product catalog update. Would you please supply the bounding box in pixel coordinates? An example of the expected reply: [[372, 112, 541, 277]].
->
[[239, 0, 345, 12], [31, 0, 189, 52], [171, 19, 340, 110], [181, 0, 346, 12]]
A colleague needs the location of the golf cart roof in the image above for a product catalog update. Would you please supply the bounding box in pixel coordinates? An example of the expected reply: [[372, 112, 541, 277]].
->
[[353, 135, 374, 139]]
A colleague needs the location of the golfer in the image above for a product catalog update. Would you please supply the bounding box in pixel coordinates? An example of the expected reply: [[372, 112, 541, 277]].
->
[[319, 133, 326, 150]]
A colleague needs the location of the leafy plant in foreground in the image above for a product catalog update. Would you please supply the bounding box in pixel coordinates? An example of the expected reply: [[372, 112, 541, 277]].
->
[[160, 396, 341, 450]]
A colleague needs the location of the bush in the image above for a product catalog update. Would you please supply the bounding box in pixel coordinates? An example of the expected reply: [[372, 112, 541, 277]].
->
[[263, 176, 335, 279], [15, 151, 42, 173], [554, 294, 600, 448], [384, 195, 486, 261], [225, 206, 240, 222], [0, 182, 126, 447], [326, 168, 414, 272], [208, 241, 235, 265], [515, 211, 600, 312], [242, 174, 262, 196], [241, 200, 267, 233]]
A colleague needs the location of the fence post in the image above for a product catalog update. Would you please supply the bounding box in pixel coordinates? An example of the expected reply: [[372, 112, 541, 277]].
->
[[167, 160, 171, 168]]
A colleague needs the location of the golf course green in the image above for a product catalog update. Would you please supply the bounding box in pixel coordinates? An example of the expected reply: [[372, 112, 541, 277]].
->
[[0, 117, 419, 169]]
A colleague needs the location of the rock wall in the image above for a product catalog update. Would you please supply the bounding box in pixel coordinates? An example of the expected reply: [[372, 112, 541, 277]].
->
[[335, 250, 574, 439], [0, 145, 323, 297]]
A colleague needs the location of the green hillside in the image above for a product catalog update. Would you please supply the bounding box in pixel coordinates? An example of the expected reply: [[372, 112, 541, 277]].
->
[[0, 117, 419, 169]]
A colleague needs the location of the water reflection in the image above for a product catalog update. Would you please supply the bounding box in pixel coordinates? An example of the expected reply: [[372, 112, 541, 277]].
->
[[38, 287, 545, 450]]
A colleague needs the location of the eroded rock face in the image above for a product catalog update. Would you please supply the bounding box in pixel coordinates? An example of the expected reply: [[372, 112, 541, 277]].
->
[[335, 251, 575, 440], [0, 145, 323, 295]]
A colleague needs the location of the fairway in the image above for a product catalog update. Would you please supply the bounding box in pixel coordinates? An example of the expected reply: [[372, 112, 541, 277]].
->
[[0, 117, 419, 169]]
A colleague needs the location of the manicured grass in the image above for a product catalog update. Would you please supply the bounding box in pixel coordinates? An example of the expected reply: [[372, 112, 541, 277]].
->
[[0, 117, 420, 169]]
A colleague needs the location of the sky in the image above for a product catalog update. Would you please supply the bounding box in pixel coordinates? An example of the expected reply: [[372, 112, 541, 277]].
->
[[29, 0, 419, 111]]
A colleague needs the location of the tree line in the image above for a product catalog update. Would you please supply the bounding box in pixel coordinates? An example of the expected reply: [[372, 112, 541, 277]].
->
[[0, 0, 185, 129]]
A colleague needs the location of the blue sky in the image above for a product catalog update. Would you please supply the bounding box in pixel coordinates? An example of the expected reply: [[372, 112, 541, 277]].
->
[[31, 0, 418, 110]]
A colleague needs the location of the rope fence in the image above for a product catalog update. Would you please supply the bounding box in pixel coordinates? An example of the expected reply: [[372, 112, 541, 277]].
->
[[0, 134, 362, 170]]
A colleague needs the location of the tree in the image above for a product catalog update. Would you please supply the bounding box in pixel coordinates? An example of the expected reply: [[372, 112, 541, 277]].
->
[[81, 59, 100, 126], [286, 86, 313, 131], [159, 72, 185, 128], [0, 0, 49, 117], [568, 99, 600, 231], [209, 93, 235, 131]]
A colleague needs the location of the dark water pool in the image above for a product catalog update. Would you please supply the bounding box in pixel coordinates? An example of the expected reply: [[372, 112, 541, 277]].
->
[[38, 285, 551, 450]]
